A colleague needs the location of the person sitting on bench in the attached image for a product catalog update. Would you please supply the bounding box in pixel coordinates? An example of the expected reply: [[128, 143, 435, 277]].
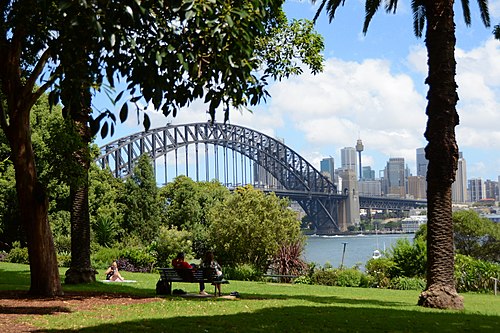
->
[[201, 251, 224, 296], [171, 252, 207, 295]]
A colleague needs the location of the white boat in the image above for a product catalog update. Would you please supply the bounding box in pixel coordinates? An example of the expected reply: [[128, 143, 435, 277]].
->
[[372, 249, 382, 259]]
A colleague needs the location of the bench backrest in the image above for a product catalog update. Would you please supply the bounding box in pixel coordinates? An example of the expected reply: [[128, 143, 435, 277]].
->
[[159, 268, 218, 282]]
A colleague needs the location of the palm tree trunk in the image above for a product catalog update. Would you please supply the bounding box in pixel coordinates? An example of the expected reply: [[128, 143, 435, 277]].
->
[[64, 89, 97, 284], [418, 0, 463, 309]]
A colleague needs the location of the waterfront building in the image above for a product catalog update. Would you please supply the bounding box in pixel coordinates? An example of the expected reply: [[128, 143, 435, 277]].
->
[[452, 153, 468, 203], [401, 215, 427, 233], [468, 178, 485, 203], [416, 147, 428, 178]]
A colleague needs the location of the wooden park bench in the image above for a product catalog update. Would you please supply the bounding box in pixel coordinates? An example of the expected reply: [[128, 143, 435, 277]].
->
[[156, 267, 229, 296]]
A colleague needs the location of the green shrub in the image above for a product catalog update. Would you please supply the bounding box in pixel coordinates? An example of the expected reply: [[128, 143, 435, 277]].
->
[[120, 247, 155, 272], [311, 269, 337, 286], [455, 254, 500, 293], [93, 216, 118, 248], [91, 246, 121, 269], [293, 275, 312, 285], [336, 268, 364, 287], [54, 234, 71, 254], [153, 226, 193, 268], [225, 264, 262, 281], [311, 268, 364, 287], [6, 242, 29, 264], [365, 258, 395, 288], [57, 251, 72, 267], [388, 238, 426, 278], [389, 276, 425, 290]]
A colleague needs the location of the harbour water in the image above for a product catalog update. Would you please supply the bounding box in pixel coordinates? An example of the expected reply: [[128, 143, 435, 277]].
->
[[303, 233, 414, 270]]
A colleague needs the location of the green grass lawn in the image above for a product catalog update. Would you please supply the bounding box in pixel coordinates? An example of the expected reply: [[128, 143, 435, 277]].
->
[[1, 262, 499, 332]]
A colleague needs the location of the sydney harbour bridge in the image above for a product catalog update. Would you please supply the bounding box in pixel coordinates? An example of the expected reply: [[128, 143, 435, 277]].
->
[[97, 122, 426, 233]]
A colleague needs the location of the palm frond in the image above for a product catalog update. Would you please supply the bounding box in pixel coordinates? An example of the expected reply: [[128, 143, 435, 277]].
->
[[385, 0, 398, 14], [494, 24, 500, 40], [326, 0, 347, 23], [460, 0, 472, 26], [363, 0, 382, 34], [476, 0, 490, 27], [411, 0, 426, 38], [312, 0, 327, 24]]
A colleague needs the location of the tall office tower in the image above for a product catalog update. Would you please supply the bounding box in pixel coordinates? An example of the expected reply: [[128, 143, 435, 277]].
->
[[484, 180, 498, 200], [416, 147, 428, 178], [320, 157, 335, 182], [452, 152, 467, 203], [407, 176, 426, 199], [468, 178, 485, 203], [362, 166, 375, 180], [341, 147, 357, 174], [355, 139, 364, 180], [384, 157, 406, 197]]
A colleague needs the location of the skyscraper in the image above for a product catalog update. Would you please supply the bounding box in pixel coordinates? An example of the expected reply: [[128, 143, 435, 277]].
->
[[320, 157, 335, 182], [341, 147, 357, 174], [384, 157, 406, 197], [452, 152, 467, 203], [362, 166, 375, 180], [416, 147, 428, 178]]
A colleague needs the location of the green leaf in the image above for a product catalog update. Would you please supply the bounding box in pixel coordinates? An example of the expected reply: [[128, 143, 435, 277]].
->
[[119, 103, 128, 123], [143, 114, 151, 131], [100, 122, 109, 139]]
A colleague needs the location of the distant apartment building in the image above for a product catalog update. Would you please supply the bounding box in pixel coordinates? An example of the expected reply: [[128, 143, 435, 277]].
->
[[407, 175, 426, 199], [484, 179, 499, 200], [452, 153, 468, 203], [468, 178, 486, 203]]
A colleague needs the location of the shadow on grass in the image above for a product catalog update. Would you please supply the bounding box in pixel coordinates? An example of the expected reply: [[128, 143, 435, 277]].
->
[[242, 292, 409, 307], [35, 304, 499, 333]]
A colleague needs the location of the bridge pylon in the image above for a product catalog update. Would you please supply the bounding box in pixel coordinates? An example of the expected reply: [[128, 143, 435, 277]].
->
[[337, 169, 361, 231]]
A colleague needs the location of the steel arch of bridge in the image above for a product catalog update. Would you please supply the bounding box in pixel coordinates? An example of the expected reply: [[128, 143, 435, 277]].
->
[[97, 122, 342, 230]]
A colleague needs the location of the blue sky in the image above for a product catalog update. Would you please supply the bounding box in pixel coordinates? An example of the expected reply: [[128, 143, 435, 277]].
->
[[96, 0, 500, 182]]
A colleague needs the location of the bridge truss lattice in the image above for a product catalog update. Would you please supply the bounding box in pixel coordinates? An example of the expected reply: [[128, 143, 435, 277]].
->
[[97, 122, 342, 231]]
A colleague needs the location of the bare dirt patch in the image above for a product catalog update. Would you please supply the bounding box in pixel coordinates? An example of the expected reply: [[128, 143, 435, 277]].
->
[[0, 290, 158, 332]]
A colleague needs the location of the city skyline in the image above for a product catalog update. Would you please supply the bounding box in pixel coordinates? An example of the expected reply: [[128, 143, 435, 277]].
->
[[94, 1, 500, 181]]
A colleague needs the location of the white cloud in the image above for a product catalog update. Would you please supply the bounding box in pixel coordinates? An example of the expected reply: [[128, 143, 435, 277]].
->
[[264, 56, 427, 169]]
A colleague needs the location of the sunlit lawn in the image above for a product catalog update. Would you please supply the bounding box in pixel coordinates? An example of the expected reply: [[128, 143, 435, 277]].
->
[[1, 262, 499, 332]]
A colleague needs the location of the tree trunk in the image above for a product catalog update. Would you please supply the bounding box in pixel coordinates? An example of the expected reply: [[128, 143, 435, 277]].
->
[[418, 0, 463, 310], [5, 107, 63, 296], [64, 89, 96, 284]]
